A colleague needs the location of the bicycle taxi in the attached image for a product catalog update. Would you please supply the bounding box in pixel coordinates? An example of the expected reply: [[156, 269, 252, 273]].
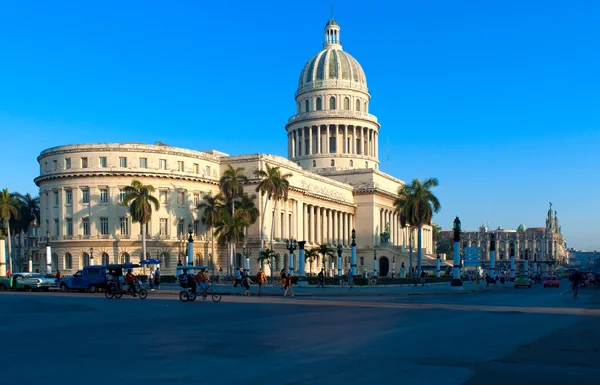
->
[[104, 263, 148, 300], [176, 265, 221, 303]]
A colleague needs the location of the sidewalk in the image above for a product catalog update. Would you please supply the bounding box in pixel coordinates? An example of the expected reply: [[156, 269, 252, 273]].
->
[[146, 281, 508, 297]]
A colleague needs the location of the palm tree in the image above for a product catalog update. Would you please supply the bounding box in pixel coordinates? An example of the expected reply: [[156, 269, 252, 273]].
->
[[253, 163, 292, 252], [394, 178, 441, 275], [213, 208, 247, 270], [235, 193, 259, 246], [14, 193, 40, 270], [122, 180, 160, 265], [198, 193, 225, 268], [316, 243, 335, 273], [0, 189, 20, 273], [219, 164, 248, 274], [256, 248, 275, 272], [432, 223, 442, 252], [305, 248, 320, 275]]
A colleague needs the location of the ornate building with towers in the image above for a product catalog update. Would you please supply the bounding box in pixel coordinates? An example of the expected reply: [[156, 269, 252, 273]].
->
[[29, 19, 435, 278]]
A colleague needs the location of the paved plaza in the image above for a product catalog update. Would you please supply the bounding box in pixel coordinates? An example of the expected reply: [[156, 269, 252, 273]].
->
[[1, 284, 599, 385]]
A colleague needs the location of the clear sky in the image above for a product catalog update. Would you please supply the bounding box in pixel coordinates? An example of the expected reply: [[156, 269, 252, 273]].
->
[[0, 0, 598, 250]]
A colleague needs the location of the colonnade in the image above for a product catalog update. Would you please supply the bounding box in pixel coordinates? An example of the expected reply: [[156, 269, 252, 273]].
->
[[378, 207, 432, 252], [303, 203, 354, 246], [288, 124, 378, 159]]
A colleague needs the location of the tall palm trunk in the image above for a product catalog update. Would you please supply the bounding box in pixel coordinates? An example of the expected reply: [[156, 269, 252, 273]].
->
[[230, 197, 235, 275], [211, 225, 215, 268], [260, 195, 269, 251], [417, 225, 423, 275], [269, 199, 278, 278], [142, 221, 147, 264], [409, 227, 413, 274], [7, 225, 12, 272]]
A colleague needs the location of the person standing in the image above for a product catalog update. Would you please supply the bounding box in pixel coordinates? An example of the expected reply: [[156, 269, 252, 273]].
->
[[55, 269, 61, 283], [284, 272, 294, 297], [412, 268, 419, 287], [570, 270, 582, 299], [242, 274, 252, 296], [280, 269, 286, 289], [148, 268, 155, 290], [347, 268, 354, 289], [234, 267, 242, 287], [318, 268, 325, 288], [154, 267, 161, 289], [256, 268, 267, 296]]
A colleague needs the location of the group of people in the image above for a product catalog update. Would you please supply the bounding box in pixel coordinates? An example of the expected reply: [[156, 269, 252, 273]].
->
[[178, 268, 212, 299], [104, 268, 140, 296]]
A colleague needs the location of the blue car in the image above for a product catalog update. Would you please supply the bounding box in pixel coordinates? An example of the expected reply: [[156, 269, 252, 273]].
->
[[59, 266, 108, 293]]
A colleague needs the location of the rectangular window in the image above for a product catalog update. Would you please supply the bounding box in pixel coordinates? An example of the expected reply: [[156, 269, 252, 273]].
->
[[178, 161, 184, 171], [139, 158, 147, 168], [193, 193, 200, 207], [119, 217, 130, 235], [360, 257, 364, 266], [119, 189, 126, 203], [193, 220, 200, 237], [54, 218, 59, 236], [100, 188, 109, 203], [66, 218, 73, 236], [159, 190, 167, 204], [65, 158, 71, 169], [100, 217, 109, 235], [81, 157, 88, 168], [54, 191, 59, 206], [159, 218, 168, 236], [44, 161, 48, 172], [82, 189, 90, 204], [65, 190, 72, 205], [177, 219, 184, 238], [193, 163, 199, 174], [205, 165, 210, 175], [82, 217, 90, 236], [159, 159, 167, 170], [177, 191, 185, 205], [119, 157, 127, 168], [99, 157, 107, 168], [53, 160, 57, 170]]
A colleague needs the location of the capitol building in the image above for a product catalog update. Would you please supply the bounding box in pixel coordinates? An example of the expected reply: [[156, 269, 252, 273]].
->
[[33, 19, 435, 276]]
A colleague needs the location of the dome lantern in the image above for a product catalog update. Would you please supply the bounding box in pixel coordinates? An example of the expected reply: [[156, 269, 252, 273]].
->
[[324, 18, 342, 49]]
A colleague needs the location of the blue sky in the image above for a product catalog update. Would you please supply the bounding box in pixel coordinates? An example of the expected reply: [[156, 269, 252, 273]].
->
[[0, 0, 598, 250]]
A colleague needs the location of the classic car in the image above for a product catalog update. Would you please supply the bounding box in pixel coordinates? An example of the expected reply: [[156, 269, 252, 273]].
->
[[513, 274, 532, 289], [543, 275, 560, 288], [0, 273, 58, 291]]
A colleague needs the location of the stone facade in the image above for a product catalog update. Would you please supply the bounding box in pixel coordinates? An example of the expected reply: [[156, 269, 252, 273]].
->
[[33, 19, 434, 277]]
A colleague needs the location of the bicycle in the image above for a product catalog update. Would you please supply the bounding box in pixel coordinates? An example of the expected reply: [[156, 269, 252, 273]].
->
[[179, 284, 222, 303], [105, 281, 148, 300]]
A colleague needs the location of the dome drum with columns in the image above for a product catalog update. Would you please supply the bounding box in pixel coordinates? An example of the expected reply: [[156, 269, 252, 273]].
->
[[31, 19, 437, 279]]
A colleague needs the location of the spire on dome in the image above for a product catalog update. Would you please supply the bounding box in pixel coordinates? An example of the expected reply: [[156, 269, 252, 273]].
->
[[323, 17, 342, 49]]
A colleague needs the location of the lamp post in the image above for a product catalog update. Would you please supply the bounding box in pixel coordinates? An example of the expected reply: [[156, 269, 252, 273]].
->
[[297, 241, 307, 286], [285, 239, 297, 276], [89, 247, 94, 267], [436, 254, 441, 278], [27, 250, 32, 272], [336, 244, 342, 277], [373, 247, 378, 278], [400, 261, 406, 278], [187, 223, 194, 266], [509, 248, 516, 281], [0, 219, 6, 277], [351, 229, 357, 275], [45, 230, 52, 274], [392, 255, 396, 278], [243, 247, 251, 275], [451, 216, 463, 287], [524, 249, 529, 273], [489, 233, 496, 279]]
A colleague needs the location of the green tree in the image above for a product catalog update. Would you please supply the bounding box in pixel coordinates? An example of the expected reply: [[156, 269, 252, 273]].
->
[[197, 193, 225, 267], [122, 180, 160, 264], [219, 164, 248, 274], [253, 164, 292, 253], [394, 178, 441, 275], [0, 188, 20, 273], [235, 193, 259, 245], [305, 248, 320, 275], [13, 193, 40, 271], [256, 248, 275, 271], [213, 208, 247, 269], [316, 243, 335, 272]]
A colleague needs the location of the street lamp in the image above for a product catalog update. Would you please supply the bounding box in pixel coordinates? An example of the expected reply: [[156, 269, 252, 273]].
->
[[373, 246, 378, 278], [89, 247, 94, 266], [336, 244, 342, 277], [286, 239, 297, 276], [350, 229, 357, 275], [451, 216, 463, 287], [187, 223, 194, 266]]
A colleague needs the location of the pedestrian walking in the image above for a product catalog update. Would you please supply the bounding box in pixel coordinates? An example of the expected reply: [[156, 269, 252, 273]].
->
[[318, 268, 325, 288], [412, 268, 419, 287], [347, 268, 354, 289], [148, 268, 155, 290], [256, 268, 267, 296], [242, 274, 253, 296], [234, 267, 242, 287], [570, 270, 582, 299], [154, 267, 161, 289], [284, 272, 294, 296]]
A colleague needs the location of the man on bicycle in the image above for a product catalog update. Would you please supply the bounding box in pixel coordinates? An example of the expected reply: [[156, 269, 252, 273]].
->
[[197, 268, 210, 299], [125, 269, 137, 297]]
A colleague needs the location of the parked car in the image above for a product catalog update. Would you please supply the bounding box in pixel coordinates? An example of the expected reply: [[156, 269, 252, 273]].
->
[[0, 272, 58, 291], [543, 275, 560, 288], [514, 274, 532, 289], [59, 266, 108, 293]]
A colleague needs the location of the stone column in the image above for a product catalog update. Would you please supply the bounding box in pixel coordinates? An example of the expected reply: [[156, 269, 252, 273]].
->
[[308, 205, 314, 244], [343, 212, 348, 247], [375, 131, 378, 159], [308, 126, 313, 155], [302, 203, 308, 242], [298, 241, 307, 284], [352, 126, 357, 154], [328, 209, 333, 245], [0, 238, 6, 276], [343, 125, 348, 153], [315, 206, 321, 244], [324, 125, 328, 154]]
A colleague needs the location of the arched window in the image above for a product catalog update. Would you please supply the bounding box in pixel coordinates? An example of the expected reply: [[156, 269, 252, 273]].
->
[[82, 252, 90, 267], [316, 97, 322, 110], [65, 253, 73, 270], [305, 100, 310, 112], [344, 97, 350, 110], [52, 253, 58, 270], [355, 99, 361, 111], [329, 96, 336, 110], [312, 160, 316, 167], [162, 252, 170, 268], [101, 252, 109, 265], [195, 253, 203, 266], [120, 253, 130, 264], [331, 159, 335, 166], [364, 101, 367, 112], [349, 160, 353, 167]]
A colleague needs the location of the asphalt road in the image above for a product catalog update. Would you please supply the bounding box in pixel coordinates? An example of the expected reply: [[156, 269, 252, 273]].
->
[[1, 283, 599, 385]]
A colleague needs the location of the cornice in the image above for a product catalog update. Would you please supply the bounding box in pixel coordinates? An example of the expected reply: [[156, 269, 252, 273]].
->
[[34, 170, 220, 187]]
